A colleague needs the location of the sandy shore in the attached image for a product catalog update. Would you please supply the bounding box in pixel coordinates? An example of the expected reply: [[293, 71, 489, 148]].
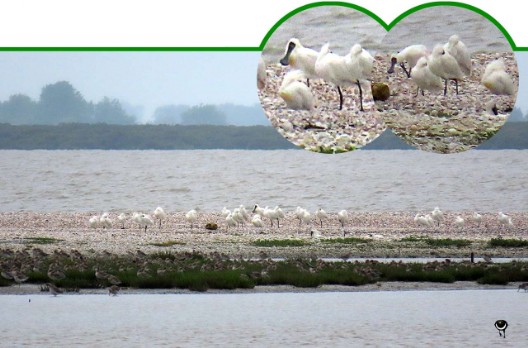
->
[[1, 281, 525, 295], [0, 211, 527, 259]]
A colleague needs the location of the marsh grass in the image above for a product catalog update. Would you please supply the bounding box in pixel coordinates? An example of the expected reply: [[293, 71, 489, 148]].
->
[[399, 236, 472, 248], [4, 250, 528, 291], [488, 238, 528, 248], [149, 240, 185, 247], [23, 237, 63, 245], [321, 237, 372, 245], [252, 239, 307, 247]]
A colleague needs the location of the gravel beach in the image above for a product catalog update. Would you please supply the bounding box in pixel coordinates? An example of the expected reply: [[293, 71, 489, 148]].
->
[[1, 211, 526, 259]]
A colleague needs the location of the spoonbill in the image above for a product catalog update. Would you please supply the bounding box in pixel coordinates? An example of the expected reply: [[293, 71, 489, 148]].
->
[[468, 212, 482, 226], [140, 214, 154, 232], [387, 44, 428, 77], [498, 212, 513, 228], [411, 57, 443, 95], [454, 216, 465, 228], [280, 38, 319, 86], [89, 215, 100, 229], [314, 208, 328, 228], [251, 214, 264, 228], [153, 207, 166, 229], [185, 209, 198, 229], [481, 59, 515, 95], [431, 207, 444, 227], [443, 35, 472, 77], [257, 57, 266, 90], [315, 43, 372, 111], [414, 213, 433, 228], [279, 70, 316, 110], [99, 212, 112, 229], [337, 210, 348, 228], [117, 213, 127, 229], [428, 44, 464, 95]]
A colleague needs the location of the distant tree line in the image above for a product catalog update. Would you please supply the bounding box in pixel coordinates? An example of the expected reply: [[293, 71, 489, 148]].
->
[[0, 81, 136, 125], [0, 123, 294, 150], [0, 123, 527, 150], [0, 80, 270, 126]]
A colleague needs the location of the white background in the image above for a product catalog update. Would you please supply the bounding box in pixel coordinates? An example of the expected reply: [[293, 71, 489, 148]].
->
[[0, 1, 525, 48]]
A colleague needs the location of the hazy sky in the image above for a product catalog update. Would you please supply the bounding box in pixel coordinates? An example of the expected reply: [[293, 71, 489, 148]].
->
[[0, 51, 526, 123], [0, 52, 262, 122]]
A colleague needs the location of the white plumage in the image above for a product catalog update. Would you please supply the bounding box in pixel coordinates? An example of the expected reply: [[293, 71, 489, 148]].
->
[[481, 59, 515, 96], [337, 210, 349, 228], [443, 35, 472, 77], [314, 208, 328, 228], [454, 216, 465, 228], [428, 44, 465, 95], [257, 57, 267, 90], [279, 70, 316, 111], [388, 44, 428, 77], [185, 209, 198, 229], [412, 57, 443, 94], [280, 38, 319, 84]]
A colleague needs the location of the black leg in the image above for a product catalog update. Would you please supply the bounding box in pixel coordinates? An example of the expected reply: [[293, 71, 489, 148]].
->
[[307, 78, 310, 87], [444, 79, 447, 96], [357, 80, 364, 111], [337, 86, 343, 110], [455, 79, 459, 94]]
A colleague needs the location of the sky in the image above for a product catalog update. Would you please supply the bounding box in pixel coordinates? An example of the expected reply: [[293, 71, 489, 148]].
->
[[0, 1, 526, 122], [0, 52, 262, 122]]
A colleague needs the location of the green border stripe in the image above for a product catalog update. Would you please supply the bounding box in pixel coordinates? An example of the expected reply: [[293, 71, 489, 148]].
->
[[0, 1, 525, 52]]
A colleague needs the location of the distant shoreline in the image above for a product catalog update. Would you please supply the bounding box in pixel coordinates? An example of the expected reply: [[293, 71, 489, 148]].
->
[[0, 123, 527, 150]]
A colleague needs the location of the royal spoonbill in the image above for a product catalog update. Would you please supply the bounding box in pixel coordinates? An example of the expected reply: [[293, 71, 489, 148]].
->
[[153, 207, 166, 229], [279, 70, 316, 110], [428, 44, 464, 95], [280, 38, 319, 86], [443, 35, 472, 77], [387, 44, 428, 77], [314, 208, 328, 228], [411, 57, 443, 95], [257, 57, 267, 90], [481, 59, 515, 96], [337, 209, 348, 228], [431, 207, 444, 227], [454, 216, 465, 228], [185, 209, 198, 229]]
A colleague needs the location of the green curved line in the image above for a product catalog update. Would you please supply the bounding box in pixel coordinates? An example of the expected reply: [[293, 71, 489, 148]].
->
[[259, 0, 521, 52], [388, 2, 517, 50]]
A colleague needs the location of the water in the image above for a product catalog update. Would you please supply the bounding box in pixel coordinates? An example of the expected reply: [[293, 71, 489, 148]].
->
[[0, 290, 526, 347], [263, 5, 510, 60], [0, 149, 526, 213]]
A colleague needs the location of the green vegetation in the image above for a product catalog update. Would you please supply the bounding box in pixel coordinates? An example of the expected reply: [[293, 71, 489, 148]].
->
[[2, 250, 528, 292], [23, 237, 63, 245], [488, 238, 528, 248], [148, 240, 185, 247], [0, 123, 293, 150], [252, 239, 307, 247], [321, 237, 372, 244], [399, 236, 472, 248]]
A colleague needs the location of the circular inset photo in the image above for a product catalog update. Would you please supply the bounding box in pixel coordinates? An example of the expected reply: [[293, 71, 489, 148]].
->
[[375, 6, 518, 154], [258, 6, 388, 153]]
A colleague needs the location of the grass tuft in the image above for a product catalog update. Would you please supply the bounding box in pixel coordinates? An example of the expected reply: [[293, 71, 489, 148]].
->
[[252, 239, 307, 247], [488, 238, 528, 248]]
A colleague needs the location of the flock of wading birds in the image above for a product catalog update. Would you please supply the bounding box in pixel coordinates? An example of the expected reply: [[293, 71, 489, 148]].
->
[[257, 35, 515, 112], [87, 205, 517, 237]]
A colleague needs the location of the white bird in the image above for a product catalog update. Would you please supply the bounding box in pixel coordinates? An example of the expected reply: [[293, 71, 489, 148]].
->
[[310, 228, 322, 239], [221, 207, 231, 218], [257, 57, 266, 90], [263, 206, 283, 228], [498, 212, 513, 228], [238, 205, 250, 222], [131, 212, 142, 228], [251, 214, 264, 228], [481, 59, 515, 96], [300, 209, 311, 227], [99, 212, 112, 229], [185, 209, 198, 229], [280, 38, 319, 86], [314, 208, 328, 228], [89, 215, 100, 229], [431, 207, 444, 227], [252, 204, 265, 217], [315, 43, 372, 111], [428, 44, 465, 95], [412, 56, 443, 95], [295, 206, 305, 226], [225, 213, 237, 231], [337, 210, 348, 228], [387, 44, 428, 77], [414, 213, 433, 228], [117, 213, 127, 229], [469, 212, 482, 226], [139, 214, 154, 232], [443, 35, 472, 77], [454, 216, 465, 228], [153, 207, 166, 229], [279, 70, 316, 111]]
